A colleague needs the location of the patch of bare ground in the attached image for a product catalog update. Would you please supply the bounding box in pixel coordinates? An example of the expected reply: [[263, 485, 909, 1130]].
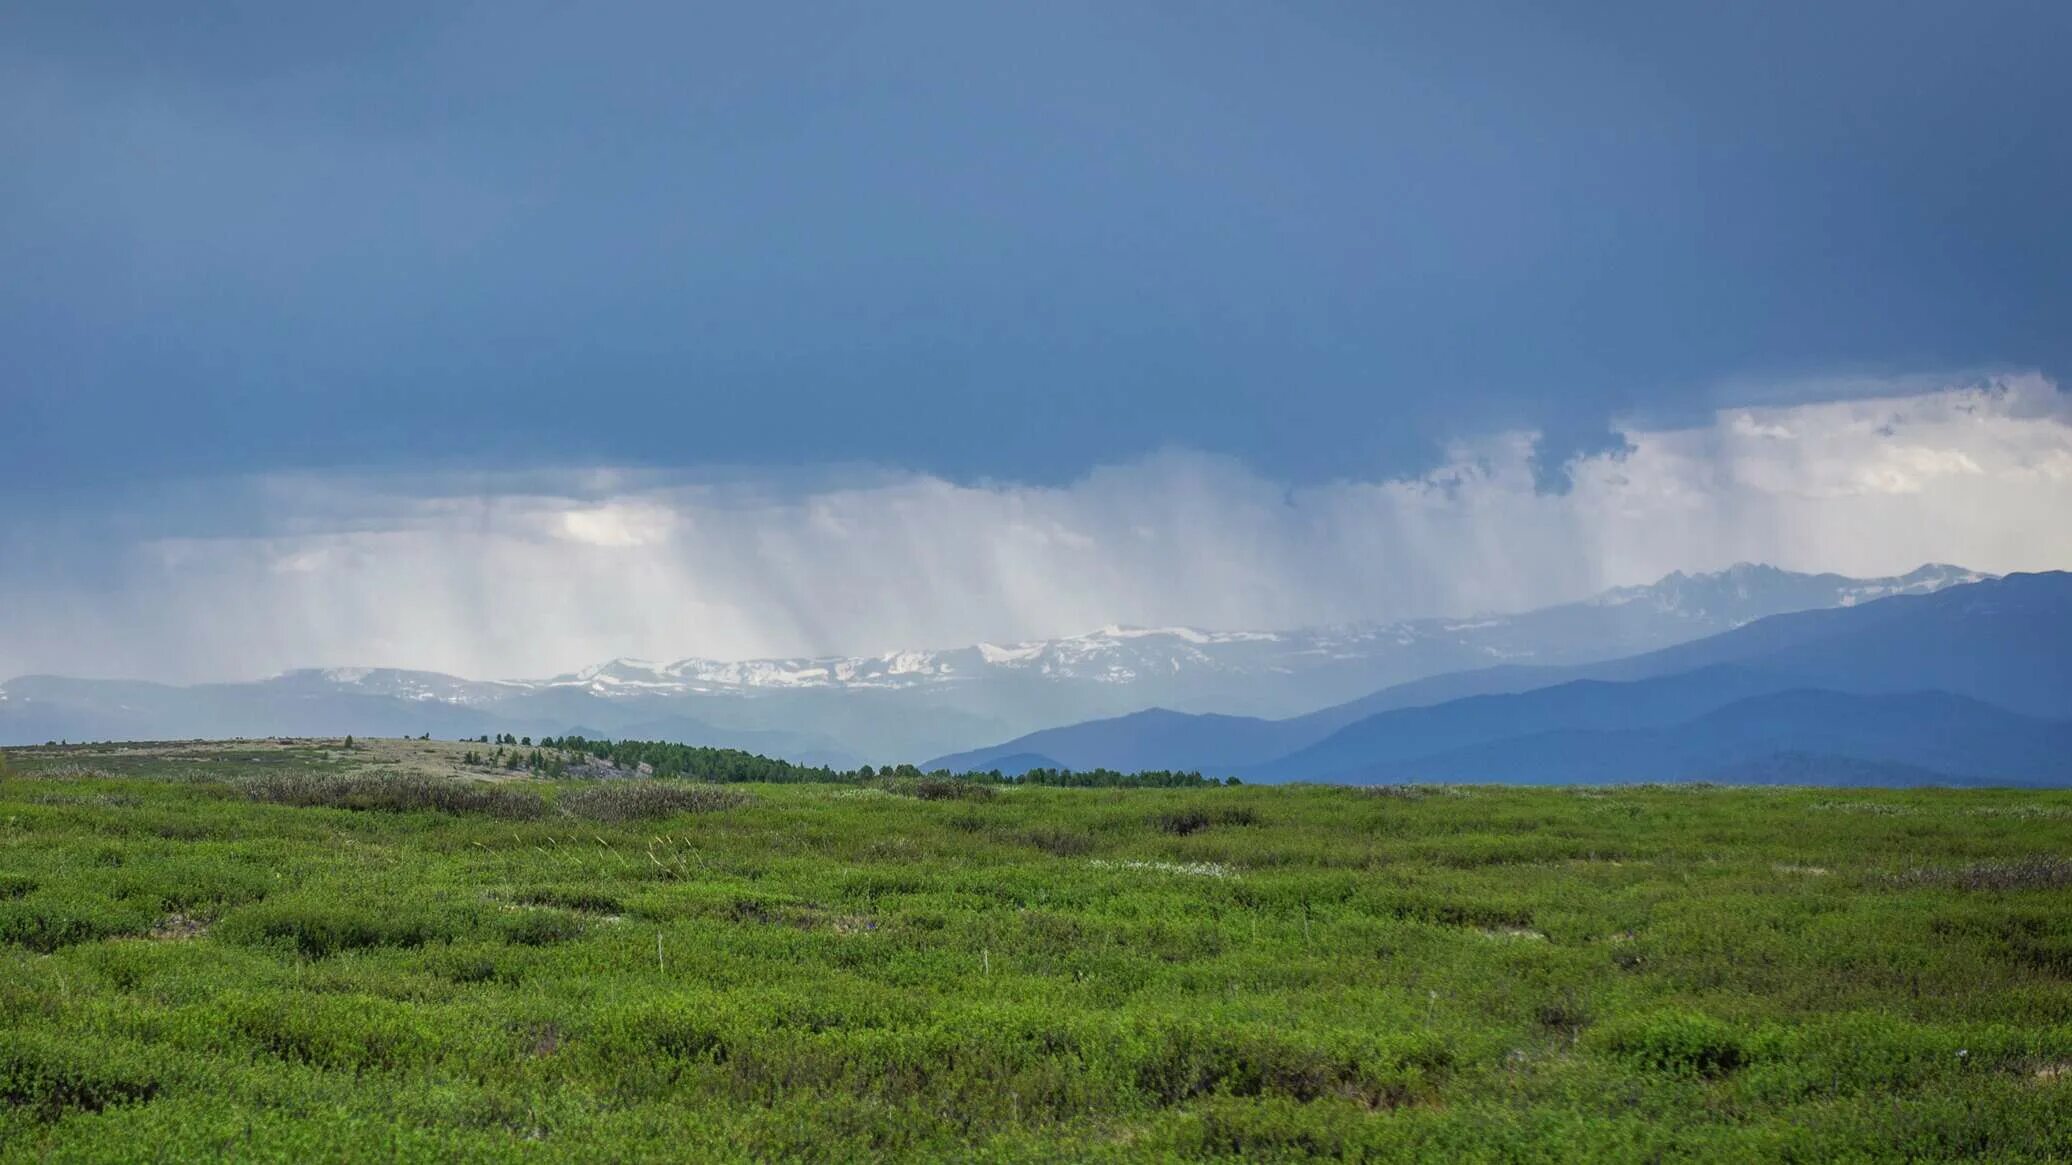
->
[[146, 914, 210, 940]]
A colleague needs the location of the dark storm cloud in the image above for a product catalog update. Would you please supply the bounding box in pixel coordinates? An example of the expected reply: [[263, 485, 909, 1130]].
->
[[4, 1, 2069, 497]]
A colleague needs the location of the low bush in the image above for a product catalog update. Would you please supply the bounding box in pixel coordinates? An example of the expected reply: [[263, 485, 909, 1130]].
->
[[1020, 826, 1096, 857], [221, 995, 437, 1072], [910, 778, 995, 802], [1131, 1025, 1449, 1107], [1600, 1011, 1747, 1076], [558, 782, 748, 822], [0, 1037, 161, 1121], [1533, 996, 1593, 1038], [512, 887, 625, 915], [1880, 856, 2072, 892], [109, 857, 271, 913], [1149, 805, 1259, 835], [240, 773, 546, 819], [0, 893, 155, 952], [498, 910, 586, 947], [218, 898, 471, 958], [427, 944, 516, 986]]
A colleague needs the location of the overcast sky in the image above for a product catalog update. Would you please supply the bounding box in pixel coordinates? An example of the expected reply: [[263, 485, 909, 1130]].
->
[[5, 3, 2069, 678]]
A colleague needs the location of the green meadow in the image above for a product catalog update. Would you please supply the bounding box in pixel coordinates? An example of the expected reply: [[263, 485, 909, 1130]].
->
[[2, 741, 2070, 1162]]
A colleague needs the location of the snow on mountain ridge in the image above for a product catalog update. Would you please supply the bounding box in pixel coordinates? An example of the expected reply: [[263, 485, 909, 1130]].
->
[[510, 563, 1989, 698], [185, 564, 1994, 707]]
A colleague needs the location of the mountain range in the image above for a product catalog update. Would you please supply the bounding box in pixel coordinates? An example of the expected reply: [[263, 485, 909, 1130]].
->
[[928, 571, 2072, 786], [0, 563, 1996, 765]]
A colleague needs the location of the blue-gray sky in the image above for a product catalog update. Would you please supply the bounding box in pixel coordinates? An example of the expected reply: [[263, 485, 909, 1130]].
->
[[5, 3, 2072, 680], [7, 0, 2068, 492]]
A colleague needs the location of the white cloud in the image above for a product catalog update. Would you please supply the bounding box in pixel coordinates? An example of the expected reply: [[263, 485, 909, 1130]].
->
[[3, 373, 2068, 683], [554, 502, 678, 548]]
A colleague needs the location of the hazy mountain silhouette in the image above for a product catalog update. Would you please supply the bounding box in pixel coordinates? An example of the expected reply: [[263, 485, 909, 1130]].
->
[[931, 572, 2072, 784], [8, 564, 1985, 761]]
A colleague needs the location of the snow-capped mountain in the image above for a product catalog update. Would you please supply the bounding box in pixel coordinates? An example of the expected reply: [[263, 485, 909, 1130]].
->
[[0, 563, 1993, 763], [1589, 562, 1992, 617], [520, 626, 1286, 699], [355, 561, 1986, 704], [265, 668, 531, 705]]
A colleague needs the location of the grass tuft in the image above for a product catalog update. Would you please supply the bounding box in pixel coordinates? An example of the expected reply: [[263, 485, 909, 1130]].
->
[[909, 778, 996, 802], [240, 772, 547, 819], [1879, 856, 2072, 892], [1020, 826, 1097, 857], [0, 1039, 161, 1122], [1600, 1011, 1747, 1076], [1149, 805, 1260, 835], [557, 782, 749, 822]]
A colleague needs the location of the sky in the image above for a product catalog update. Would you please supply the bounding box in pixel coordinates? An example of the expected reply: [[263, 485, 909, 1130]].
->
[[4, 2, 2070, 680]]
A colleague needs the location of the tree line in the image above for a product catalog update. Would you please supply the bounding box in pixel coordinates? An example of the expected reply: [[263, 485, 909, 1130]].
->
[[461, 734, 1235, 788]]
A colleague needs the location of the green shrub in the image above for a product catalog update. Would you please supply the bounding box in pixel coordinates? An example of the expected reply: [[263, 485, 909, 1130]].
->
[[110, 857, 271, 913], [1881, 857, 2072, 892], [241, 773, 546, 819], [221, 995, 436, 1071], [910, 778, 995, 802], [498, 910, 586, 947], [1188, 1096, 1357, 1159], [583, 998, 734, 1093], [1020, 826, 1095, 857], [218, 898, 470, 958], [1149, 805, 1259, 835], [1151, 809, 1212, 836], [558, 782, 749, 822], [0, 1036, 160, 1121], [427, 944, 516, 986], [1533, 996, 1593, 1038], [1129, 1024, 1447, 1107], [512, 886, 624, 915], [1601, 1011, 1747, 1076], [0, 893, 154, 952]]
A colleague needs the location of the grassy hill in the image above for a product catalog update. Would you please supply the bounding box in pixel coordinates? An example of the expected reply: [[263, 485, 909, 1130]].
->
[[3, 740, 2071, 1161]]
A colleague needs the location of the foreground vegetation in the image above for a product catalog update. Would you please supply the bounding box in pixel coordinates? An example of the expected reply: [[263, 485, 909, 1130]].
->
[[3, 740, 2070, 1161]]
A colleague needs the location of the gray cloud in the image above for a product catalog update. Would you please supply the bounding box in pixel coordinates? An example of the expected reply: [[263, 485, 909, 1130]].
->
[[3, 373, 2066, 683], [6, 4, 2069, 493]]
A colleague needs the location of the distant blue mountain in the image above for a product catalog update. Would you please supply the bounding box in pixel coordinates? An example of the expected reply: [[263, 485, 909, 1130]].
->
[[926, 708, 1303, 775], [1245, 665, 1791, 781], [1298, 570, 2072, 727], [1, 562, 1991, 763], [8, 559, 1997, 758], [1312, 689, 2072, 786], [930, 572, 2072, 784], [969, 752, 1067, 776], [0, 674, 864, 765]]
